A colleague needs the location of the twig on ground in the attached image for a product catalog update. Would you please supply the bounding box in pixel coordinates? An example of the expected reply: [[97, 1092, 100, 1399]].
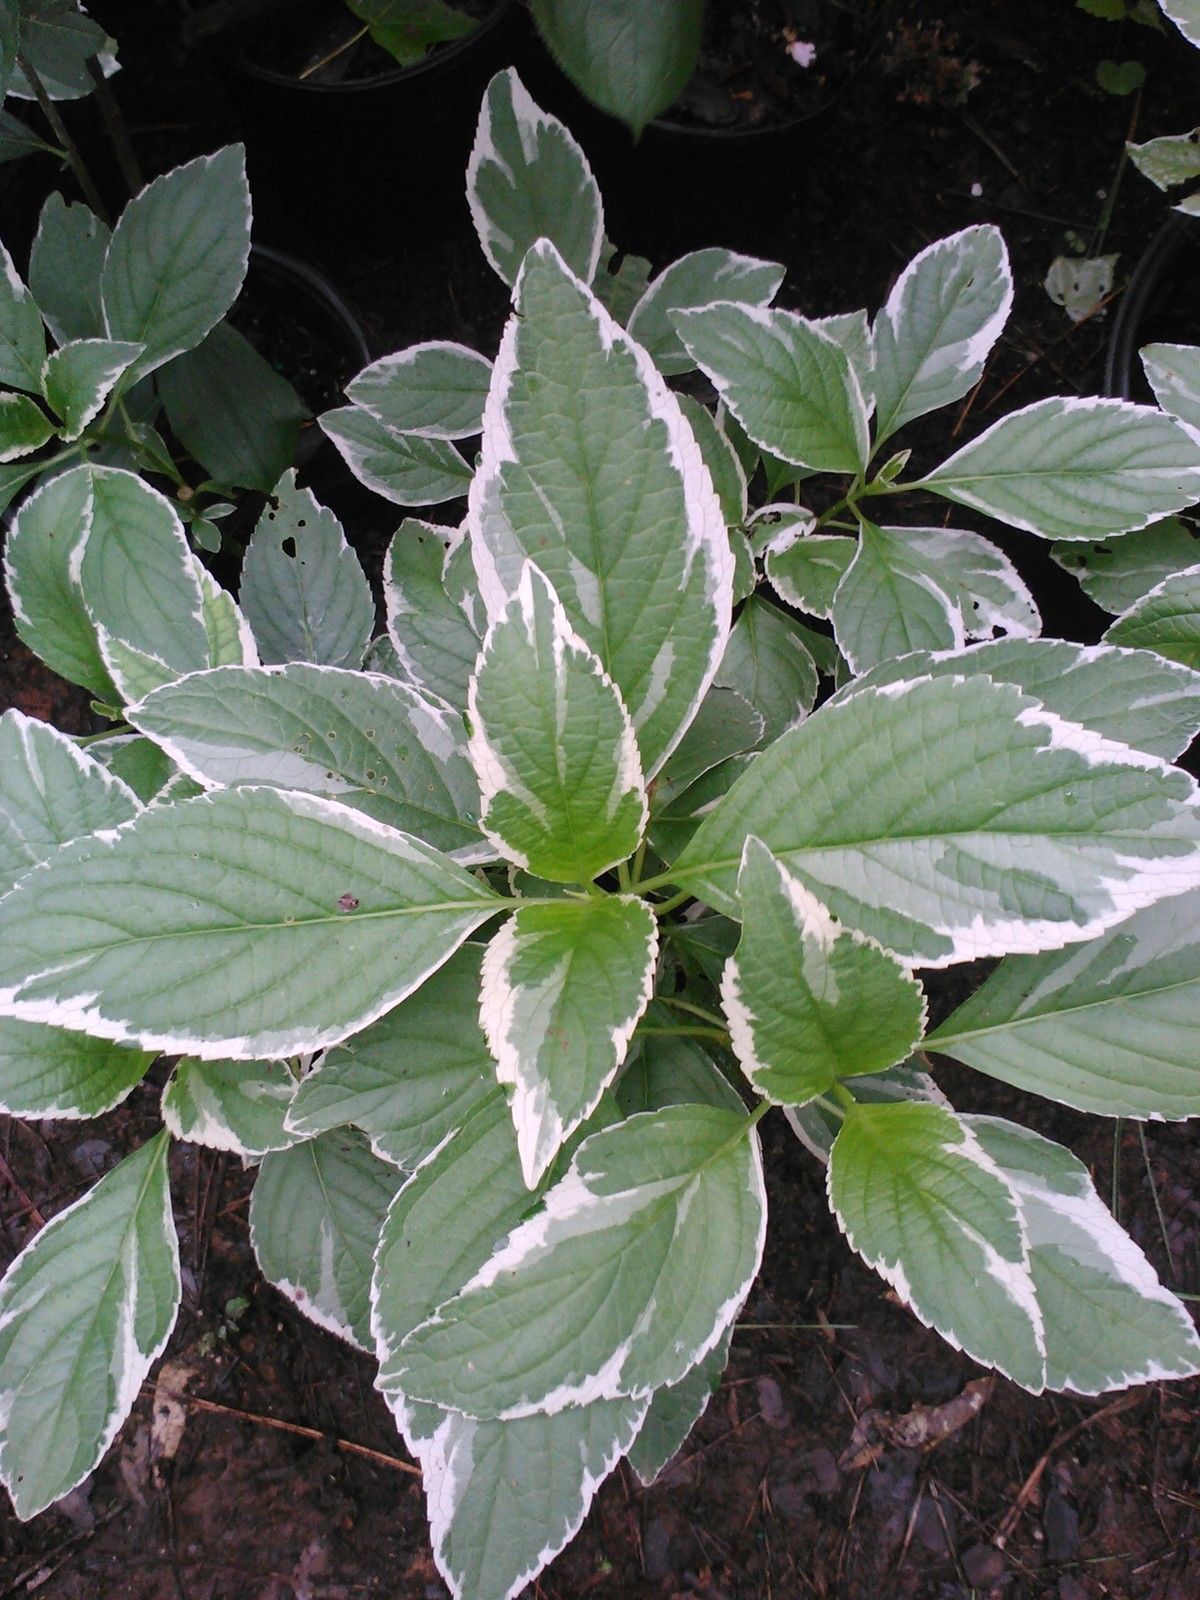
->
[[994, 1392, 1139, 1548], [141, 1383, 422, 1477]]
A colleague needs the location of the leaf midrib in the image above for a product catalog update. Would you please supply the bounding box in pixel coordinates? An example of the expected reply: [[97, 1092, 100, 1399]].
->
[[928, 969, 1200, 1048]]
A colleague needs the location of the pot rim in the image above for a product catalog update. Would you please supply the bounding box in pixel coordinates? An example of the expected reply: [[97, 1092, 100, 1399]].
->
[[235, 0, 515, 94]]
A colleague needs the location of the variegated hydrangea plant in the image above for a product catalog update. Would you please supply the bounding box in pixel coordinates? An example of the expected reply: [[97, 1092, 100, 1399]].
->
[[2, 67, 1200, 1600]]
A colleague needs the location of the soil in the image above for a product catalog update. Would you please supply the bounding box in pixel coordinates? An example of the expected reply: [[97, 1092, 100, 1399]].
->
[[3, 1, 1200, 1597]]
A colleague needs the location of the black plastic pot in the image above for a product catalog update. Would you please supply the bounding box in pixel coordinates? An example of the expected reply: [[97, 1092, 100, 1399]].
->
[[511, 32, 812, 262], [227, 0, 520, 251], [233, 241, 373, 512], [1105, 211, 1200, 402]]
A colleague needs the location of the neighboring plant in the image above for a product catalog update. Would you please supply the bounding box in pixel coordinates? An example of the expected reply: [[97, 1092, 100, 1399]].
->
[[0, 145, 311, 554], [0, 0, 118, 165], [1127, 0, 1200, 209], [325, 0, 478, 74], [530, 0, 704, 136], [1052, 338, 1200, 656], [4, 67, 1200, 1600]]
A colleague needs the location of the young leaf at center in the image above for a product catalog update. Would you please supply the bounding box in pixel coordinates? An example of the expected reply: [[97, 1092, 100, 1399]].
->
[[468, 563, 647, 880], [722, 839, 926, 1106], [482, 894, 658, 1186], [469, 239, 732, 780]]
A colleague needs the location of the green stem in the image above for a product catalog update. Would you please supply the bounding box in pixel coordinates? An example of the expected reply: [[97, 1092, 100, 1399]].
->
[[745, 1098, 772, 1130], [657, 995, 727, 1028], [635, 1024, 730, 1046], [616, 860, 632, 893], [651, 888, 694, 917], [630, 838, 648, 884], [18, 56, 111, 225]]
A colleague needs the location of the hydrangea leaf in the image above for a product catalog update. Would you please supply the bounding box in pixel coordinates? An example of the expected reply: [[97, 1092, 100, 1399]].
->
[[415, 1396, 646, 1600], [528, 0, 701, 138], [156, 321, 309, 494], [627, 248, 785, 377], [0, 1133, 180, 1520], [763, 525, 856, 621], [467, 67, 603, 287], [128, 663, 485, 861], [1141, 341, 1200, 432], [0, 786, 501, 1060], [470, 240, 732, 779], [195, 563, 257, 668], [320, 405, 473, 505], [3, 457, 116, 697], [28, 194, 109, 344], [393, 1103, 766, 1418], [722, 839, 926, 1106], [287, 943, 496, 1169], [876, 525, 1040, 642], [674, 301, 870, 474], [919, 398, 1200, 540], [828, 1101, 1045, 1389], [0, 391, 54, 459], [383, 521, 482, 711], [967, 1117, 1200, 1392], [1128, 127, 1200, 190], [347, 341, 492, 440], [250, 1130, 401, 1349], [785, 1062, 949, 1165], [371, 1091, 641, 1600], [674, 673, 1200, 967], [0, 240, 45, 393], [41, 338, 143, 444], [928, 887, 1200, 1119], [676, 393, 748, 528], [830, 520, 964, 675], [0, 709, 140, 894], [1156, 0, 1200, 50], [468, 564, 647, 880], [713, 596, 819, 744], [872, 226, 1013, 443], [162, 1057, 302, 1156], [830, 636, 1200, 763], [626, 1327, 731, 1487], [0, 1019, 153, 1119], [101, 147, 251, 382], [1104, 564, 1200, 669], [658, 685, 763, 792], [239, 471, 374, 670], [482, 896, 657, 1186], [1051, 517, 1199, 615]]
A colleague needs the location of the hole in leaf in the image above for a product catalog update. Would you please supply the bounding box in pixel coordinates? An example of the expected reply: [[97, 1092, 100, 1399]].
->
[[281, 536, 297, 558]]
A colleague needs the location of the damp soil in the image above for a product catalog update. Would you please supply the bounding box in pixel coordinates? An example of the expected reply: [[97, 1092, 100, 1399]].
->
[[4, 1, 1200, 1597]]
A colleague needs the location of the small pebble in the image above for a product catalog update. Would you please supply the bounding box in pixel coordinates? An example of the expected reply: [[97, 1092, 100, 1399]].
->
[[962, 1543, 1006, 1587]]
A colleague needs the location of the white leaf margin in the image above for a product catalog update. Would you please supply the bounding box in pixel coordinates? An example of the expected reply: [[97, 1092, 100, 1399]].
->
[[828, 1105, 1049, 1390], [0, 786, 500, 1062], [466, 561, 648, 873], [468, 238, 734, 780]]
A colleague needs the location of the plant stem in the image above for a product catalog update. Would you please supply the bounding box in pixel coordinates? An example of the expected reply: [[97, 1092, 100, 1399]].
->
[[651, 888, 694, 917], [630, 838, 648, 884], [616, 860, 632, 893], [86, 57, 143, 197], [299, 23, 368, 80], [18, 56, 111, 225], [657, 995, 727, 1028], [635, 1024, 730, 1046]]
